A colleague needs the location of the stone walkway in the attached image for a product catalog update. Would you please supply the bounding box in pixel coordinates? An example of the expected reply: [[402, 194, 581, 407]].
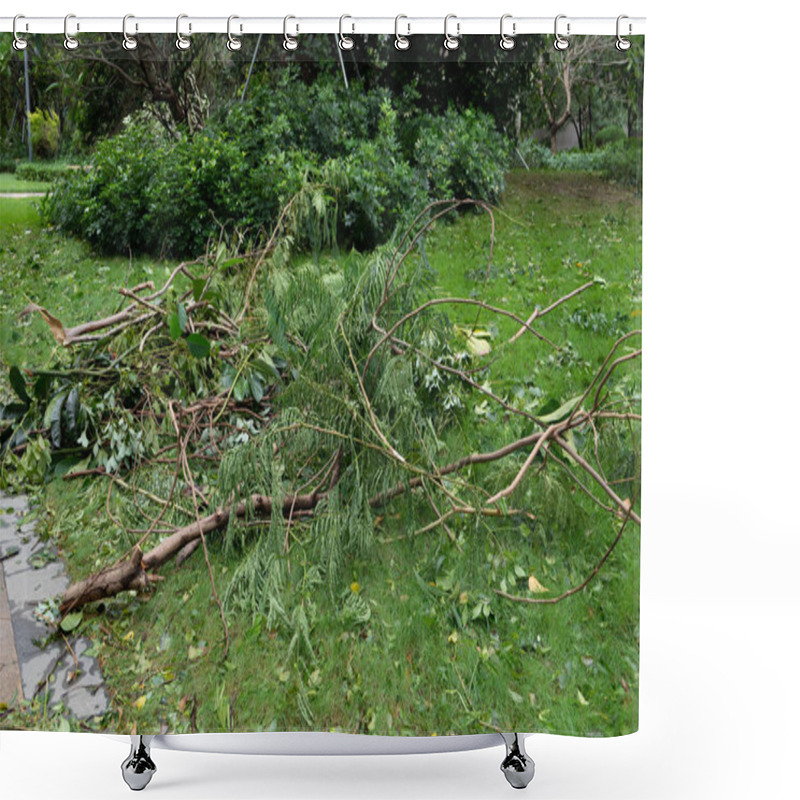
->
[[0, 493, 109, 718], [0, 192, 46, 198]]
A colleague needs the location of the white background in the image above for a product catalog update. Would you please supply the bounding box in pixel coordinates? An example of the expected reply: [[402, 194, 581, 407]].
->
[[2, 1, 799, 798]]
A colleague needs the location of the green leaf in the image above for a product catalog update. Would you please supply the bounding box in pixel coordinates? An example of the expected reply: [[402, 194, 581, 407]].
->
[[192, 278, 207, 302], [65, 387, 80, 439], [8, 367, 30, 405], [248, 372, 264, 404], [186, 333, 211, 359], [60, 611, 83, 633], [233, 376, 247, 403], [176, 302, 188, 333], [168, 313, 182, 340], [47, 392, 66, 449], [536, 395, 582, 425]]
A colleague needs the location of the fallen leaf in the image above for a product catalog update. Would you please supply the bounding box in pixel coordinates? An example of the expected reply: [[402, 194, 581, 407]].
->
[[528, 574, 549, 593], [133, 695, 147, 711], [577, 689, 589, 706], [19, 303, 70, 345]]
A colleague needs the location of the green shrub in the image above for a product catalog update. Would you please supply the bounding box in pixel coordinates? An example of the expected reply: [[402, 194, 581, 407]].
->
[[27, 109, 60, 160], [43, 80, 512, 257], [517, 136, 641, 190], [595, 125, 626, 147], [15, 162, 77, 183], [598, 138, 642, 190], [0, 159, 16, 174], [321, 102, 427, 250], [147, 131, 253, 255], [414, 108, 508, 204], [42, 124, 164, 253]]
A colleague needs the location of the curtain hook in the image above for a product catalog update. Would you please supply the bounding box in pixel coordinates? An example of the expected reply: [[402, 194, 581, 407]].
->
[[64, 13, 79, 50], [227, 15, 242, 51], [616, 15, 632, 51], [283, 16, 298, 51], [339, 15, 355, 50], [553, 14, 570, 51], [444, 14, 460, 51], [122, 14, 138, 51], [499, 14, 516, 50], [394, 15, 410, 51], [176, 14, 191, 50], [12, 14, 28, 51]]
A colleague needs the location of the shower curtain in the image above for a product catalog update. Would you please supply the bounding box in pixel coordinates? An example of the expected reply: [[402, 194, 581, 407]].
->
[[0, 24, 643, 740]]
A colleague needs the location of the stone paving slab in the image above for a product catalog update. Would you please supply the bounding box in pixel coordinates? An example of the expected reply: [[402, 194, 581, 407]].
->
[[0, 493, 109, 719], [0, 557, 23, 705]]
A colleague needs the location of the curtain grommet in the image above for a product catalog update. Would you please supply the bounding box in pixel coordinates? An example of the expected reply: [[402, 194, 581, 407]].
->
[[12, 14, 28, 51], [444, 14, 460, 51], [122, 14, 138, 51], [176, 14, 191, 50], [499, 14, 516, 51], [283, 15, 298, 51], [554, 14, 570, 51], [616, 15, 632, 51], [64, 13, 79, 51], [339, 15, 355, 50], [394, 15, 410, 50], [227, 15, 242, 51]]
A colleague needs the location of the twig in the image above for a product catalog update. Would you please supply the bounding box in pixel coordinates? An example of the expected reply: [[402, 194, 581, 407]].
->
[[494, 508, 633, 605]]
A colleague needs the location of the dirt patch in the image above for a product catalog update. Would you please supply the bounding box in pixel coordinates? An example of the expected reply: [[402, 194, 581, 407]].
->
[[506, 169, 638, 206]]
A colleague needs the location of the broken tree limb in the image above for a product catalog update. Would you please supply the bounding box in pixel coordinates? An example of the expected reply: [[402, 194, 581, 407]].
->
[[58, 488, 330, 614]]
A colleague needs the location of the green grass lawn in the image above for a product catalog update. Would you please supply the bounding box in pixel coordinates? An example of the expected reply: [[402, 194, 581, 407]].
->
[[0, 196, 40, 232], [1, 169, 641, 737], [0, 173, 51, 193], [0, 209, 182, 369]]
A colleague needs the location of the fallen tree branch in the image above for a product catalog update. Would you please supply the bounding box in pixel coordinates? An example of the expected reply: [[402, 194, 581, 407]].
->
[[59, 487, 333, 614]]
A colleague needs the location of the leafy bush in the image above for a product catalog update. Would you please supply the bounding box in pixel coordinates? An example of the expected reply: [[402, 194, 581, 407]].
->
[[598, 138, 642, 190], [518, 137, 642, 191], [0, 158, 16, 174], [320, 102, 427, 250], [414, 108, 508, 204], [42, 124, 164, 253], [15, 162, 78, 182], [27, 108, 60, 160], [147, 131, 253, 255], [43, 77, 512, 257], [595, 125, 626, 147]]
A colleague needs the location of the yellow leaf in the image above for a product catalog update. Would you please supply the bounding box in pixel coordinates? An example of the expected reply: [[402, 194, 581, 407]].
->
[[123, 630, 135, 642], [458, 591, 468, 604], [528, 574, 549, 593], [133, 695, 147, 711], [19, 303, 70, 346], [577, 689, 589, 706], [453, 323, 492, 356], [350, 581, 360, 594], [448, 631, 459, 644]]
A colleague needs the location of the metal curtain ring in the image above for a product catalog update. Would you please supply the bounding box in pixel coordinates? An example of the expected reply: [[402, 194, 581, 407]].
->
[[444, 14, 460, 51], [616, 15, 632, 51], [499, 14, 516, 50], [394, 15, 410, 50], [283, 16, 298, 51], [176, 14, 191, 50], [64, 13, 79, 50], [12, 14, 28, 51], [553, 14, 570, 51], [122, 14, 138, 51], [227, 15, 242, 51], [339, 15, 354, 50]]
